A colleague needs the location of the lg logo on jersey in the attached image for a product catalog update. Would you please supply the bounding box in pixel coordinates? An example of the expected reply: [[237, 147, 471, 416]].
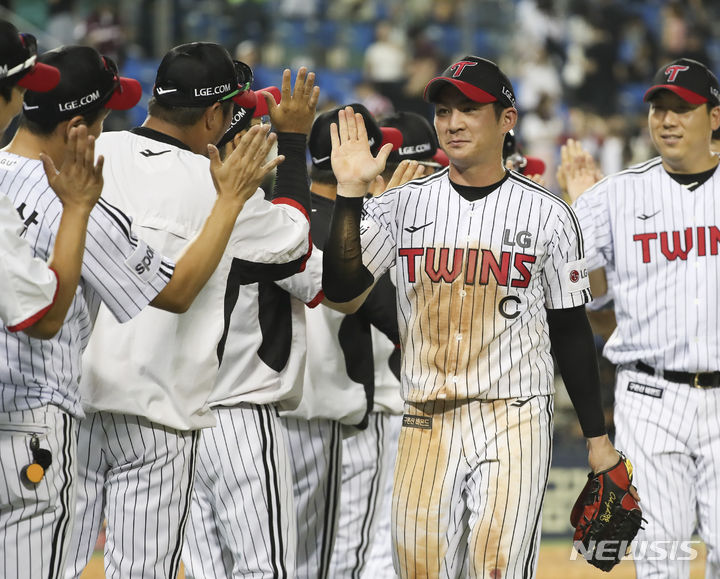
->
[[503, 228, 532, 248]]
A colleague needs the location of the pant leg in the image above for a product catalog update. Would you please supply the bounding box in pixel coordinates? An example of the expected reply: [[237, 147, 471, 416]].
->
[[330, 412, 391, 578], [100, 412, 199, 579], [391, 400, 466, 579], [692, 387, 720, 579], [615, 367, 697, 579], [464, 396, 553, 579], [0, 405, 78, 579], [64, 413, 108, 578], [183, 404, 296, 579], [280, 415, 343, 579], [363, 413, 403, 579]]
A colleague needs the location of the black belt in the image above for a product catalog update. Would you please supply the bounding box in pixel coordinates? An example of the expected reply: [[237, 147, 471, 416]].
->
[[635, 361, 720, 389]]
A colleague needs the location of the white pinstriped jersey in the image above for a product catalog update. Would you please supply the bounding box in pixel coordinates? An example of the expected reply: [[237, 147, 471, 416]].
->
[[360, 169, 591, 402], [0, 152, 174, 418], [0, 194, 57, 330], [572, 157, 720, 371], [80, 130, 312, 428]]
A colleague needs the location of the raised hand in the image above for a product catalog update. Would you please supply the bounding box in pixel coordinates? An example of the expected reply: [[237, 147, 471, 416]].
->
[[40, 125, 104, 213], [558, 138, 603, 203], [266, 67, 319, 135], [207, 124, 284, 210], [330, 106, 393, 197]]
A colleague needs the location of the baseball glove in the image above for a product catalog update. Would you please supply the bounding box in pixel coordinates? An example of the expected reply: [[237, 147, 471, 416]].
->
[[570, 452, 644, 571]]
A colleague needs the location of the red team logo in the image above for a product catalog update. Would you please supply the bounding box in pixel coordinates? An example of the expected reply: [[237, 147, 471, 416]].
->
[[450, 61, 478, 78], [664, 65, 690, 82], [569, 270, 580, 283]]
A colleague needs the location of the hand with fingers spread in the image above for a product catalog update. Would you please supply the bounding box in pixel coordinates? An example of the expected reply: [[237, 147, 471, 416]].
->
[[558, 139, 603, 203], [266, 67, 320, 135], [330, 106, 393, 198], [207, 124, 284, 212], [41, 125, 104, 214]]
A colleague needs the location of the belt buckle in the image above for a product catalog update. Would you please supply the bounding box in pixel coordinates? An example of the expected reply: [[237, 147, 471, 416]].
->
[[693, 372, 719, 389]]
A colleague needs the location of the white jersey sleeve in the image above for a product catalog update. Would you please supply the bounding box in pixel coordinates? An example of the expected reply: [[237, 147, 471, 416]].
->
[[0, 195, 57, 330], [82, 197, 175, 323], [542, 202, 592, 309], [358, 192, 398, 280], [274, 248, 324, 306], [571, 178, 614, 272]]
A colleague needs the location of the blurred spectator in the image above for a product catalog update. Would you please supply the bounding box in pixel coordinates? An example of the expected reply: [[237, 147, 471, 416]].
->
[[616, 14, 659, 85], [516, 45, 563, 112], [47, 0, 77, 47], [519, 92, 564, 192], [515, 0, 565, 62], [353, 80, 394, 118], [225, 0, 271, 46], [363, 20, 407, 106], [77, 3, 125, 66]]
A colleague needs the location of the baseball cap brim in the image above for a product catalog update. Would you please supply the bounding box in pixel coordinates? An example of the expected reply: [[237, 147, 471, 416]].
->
[[643, 84, 708, 105], [424, 77, 498, 104], [380, 126, 403, 149], [105, 77, 143, 110], [253, 86, 281, 117], [433, 149, 449, 167], [16, 62, 61, 92]]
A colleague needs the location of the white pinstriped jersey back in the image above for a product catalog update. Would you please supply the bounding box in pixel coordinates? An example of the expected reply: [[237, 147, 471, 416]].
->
[[360, 169, 591, 402], [0, 152, 174, 418], [572, 157, 720, 371]]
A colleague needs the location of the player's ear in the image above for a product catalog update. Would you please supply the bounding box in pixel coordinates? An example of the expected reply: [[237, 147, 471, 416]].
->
[[502, 108, 518, 134], [62, 116, 86, 141], [205, 102, 224, 131], [710, 105, 720, 132]]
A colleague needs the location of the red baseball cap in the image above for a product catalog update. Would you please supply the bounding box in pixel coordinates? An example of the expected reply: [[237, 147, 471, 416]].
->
[[424, 55, 516, 109], [0, 21, 60, 92], [23, 46, 141, 123], [644, 58, 720, 106]]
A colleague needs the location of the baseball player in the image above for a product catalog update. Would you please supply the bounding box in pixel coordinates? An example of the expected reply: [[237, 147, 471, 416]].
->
[[274, 104, 401, 579], [0, 20, 105, 339], [571, 57, 720, 578], [0, 44, 278, 579], [321, 56, 625, 578], [330, 110, 447, 578], [63, 44, 316, 579]]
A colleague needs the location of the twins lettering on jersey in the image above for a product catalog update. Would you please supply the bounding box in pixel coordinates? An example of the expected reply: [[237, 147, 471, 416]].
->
[[633, 225, 720, 263], [398, 229, 536, 288]]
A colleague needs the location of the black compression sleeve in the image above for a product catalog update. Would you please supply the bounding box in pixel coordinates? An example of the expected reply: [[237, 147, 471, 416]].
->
[[272, 133, 311, 218], [547, 305, 607, 438], [322, 196, 375, 302]]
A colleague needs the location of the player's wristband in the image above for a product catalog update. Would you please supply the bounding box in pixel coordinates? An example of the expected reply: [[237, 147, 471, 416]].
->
[[322, 196, 374, 302]]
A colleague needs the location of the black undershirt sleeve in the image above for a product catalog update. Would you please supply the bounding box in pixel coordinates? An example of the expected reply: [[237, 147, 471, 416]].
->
[[546, 305, 607, 438], [272, 132, 311, 217], [322, 196, 375, 302]]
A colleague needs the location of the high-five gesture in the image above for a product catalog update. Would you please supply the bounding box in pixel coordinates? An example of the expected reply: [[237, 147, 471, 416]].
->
[[265, 67, 319, 135], [40, 125, 104, 212], [330, 106, 393, 197], [207, 123, 283, 211]]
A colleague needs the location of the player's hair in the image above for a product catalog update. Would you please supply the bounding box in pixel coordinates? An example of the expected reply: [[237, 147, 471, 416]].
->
[[18, 106, 108, 136], [310, 164, 337, 185], [148, 96, 234, 127], [0, 81, 14, 103], [492, 101, 506, 120]]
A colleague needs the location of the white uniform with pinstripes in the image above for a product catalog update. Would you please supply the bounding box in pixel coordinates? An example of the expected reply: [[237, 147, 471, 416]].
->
[[184, 251, 322, 579], [572, 157, 720, 578], [357, 168, 590, 578], [0, 151, 173, 579], [60, 129, 311, 579], [0, 194, 57, 331], [330, 269, 404, 579]]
